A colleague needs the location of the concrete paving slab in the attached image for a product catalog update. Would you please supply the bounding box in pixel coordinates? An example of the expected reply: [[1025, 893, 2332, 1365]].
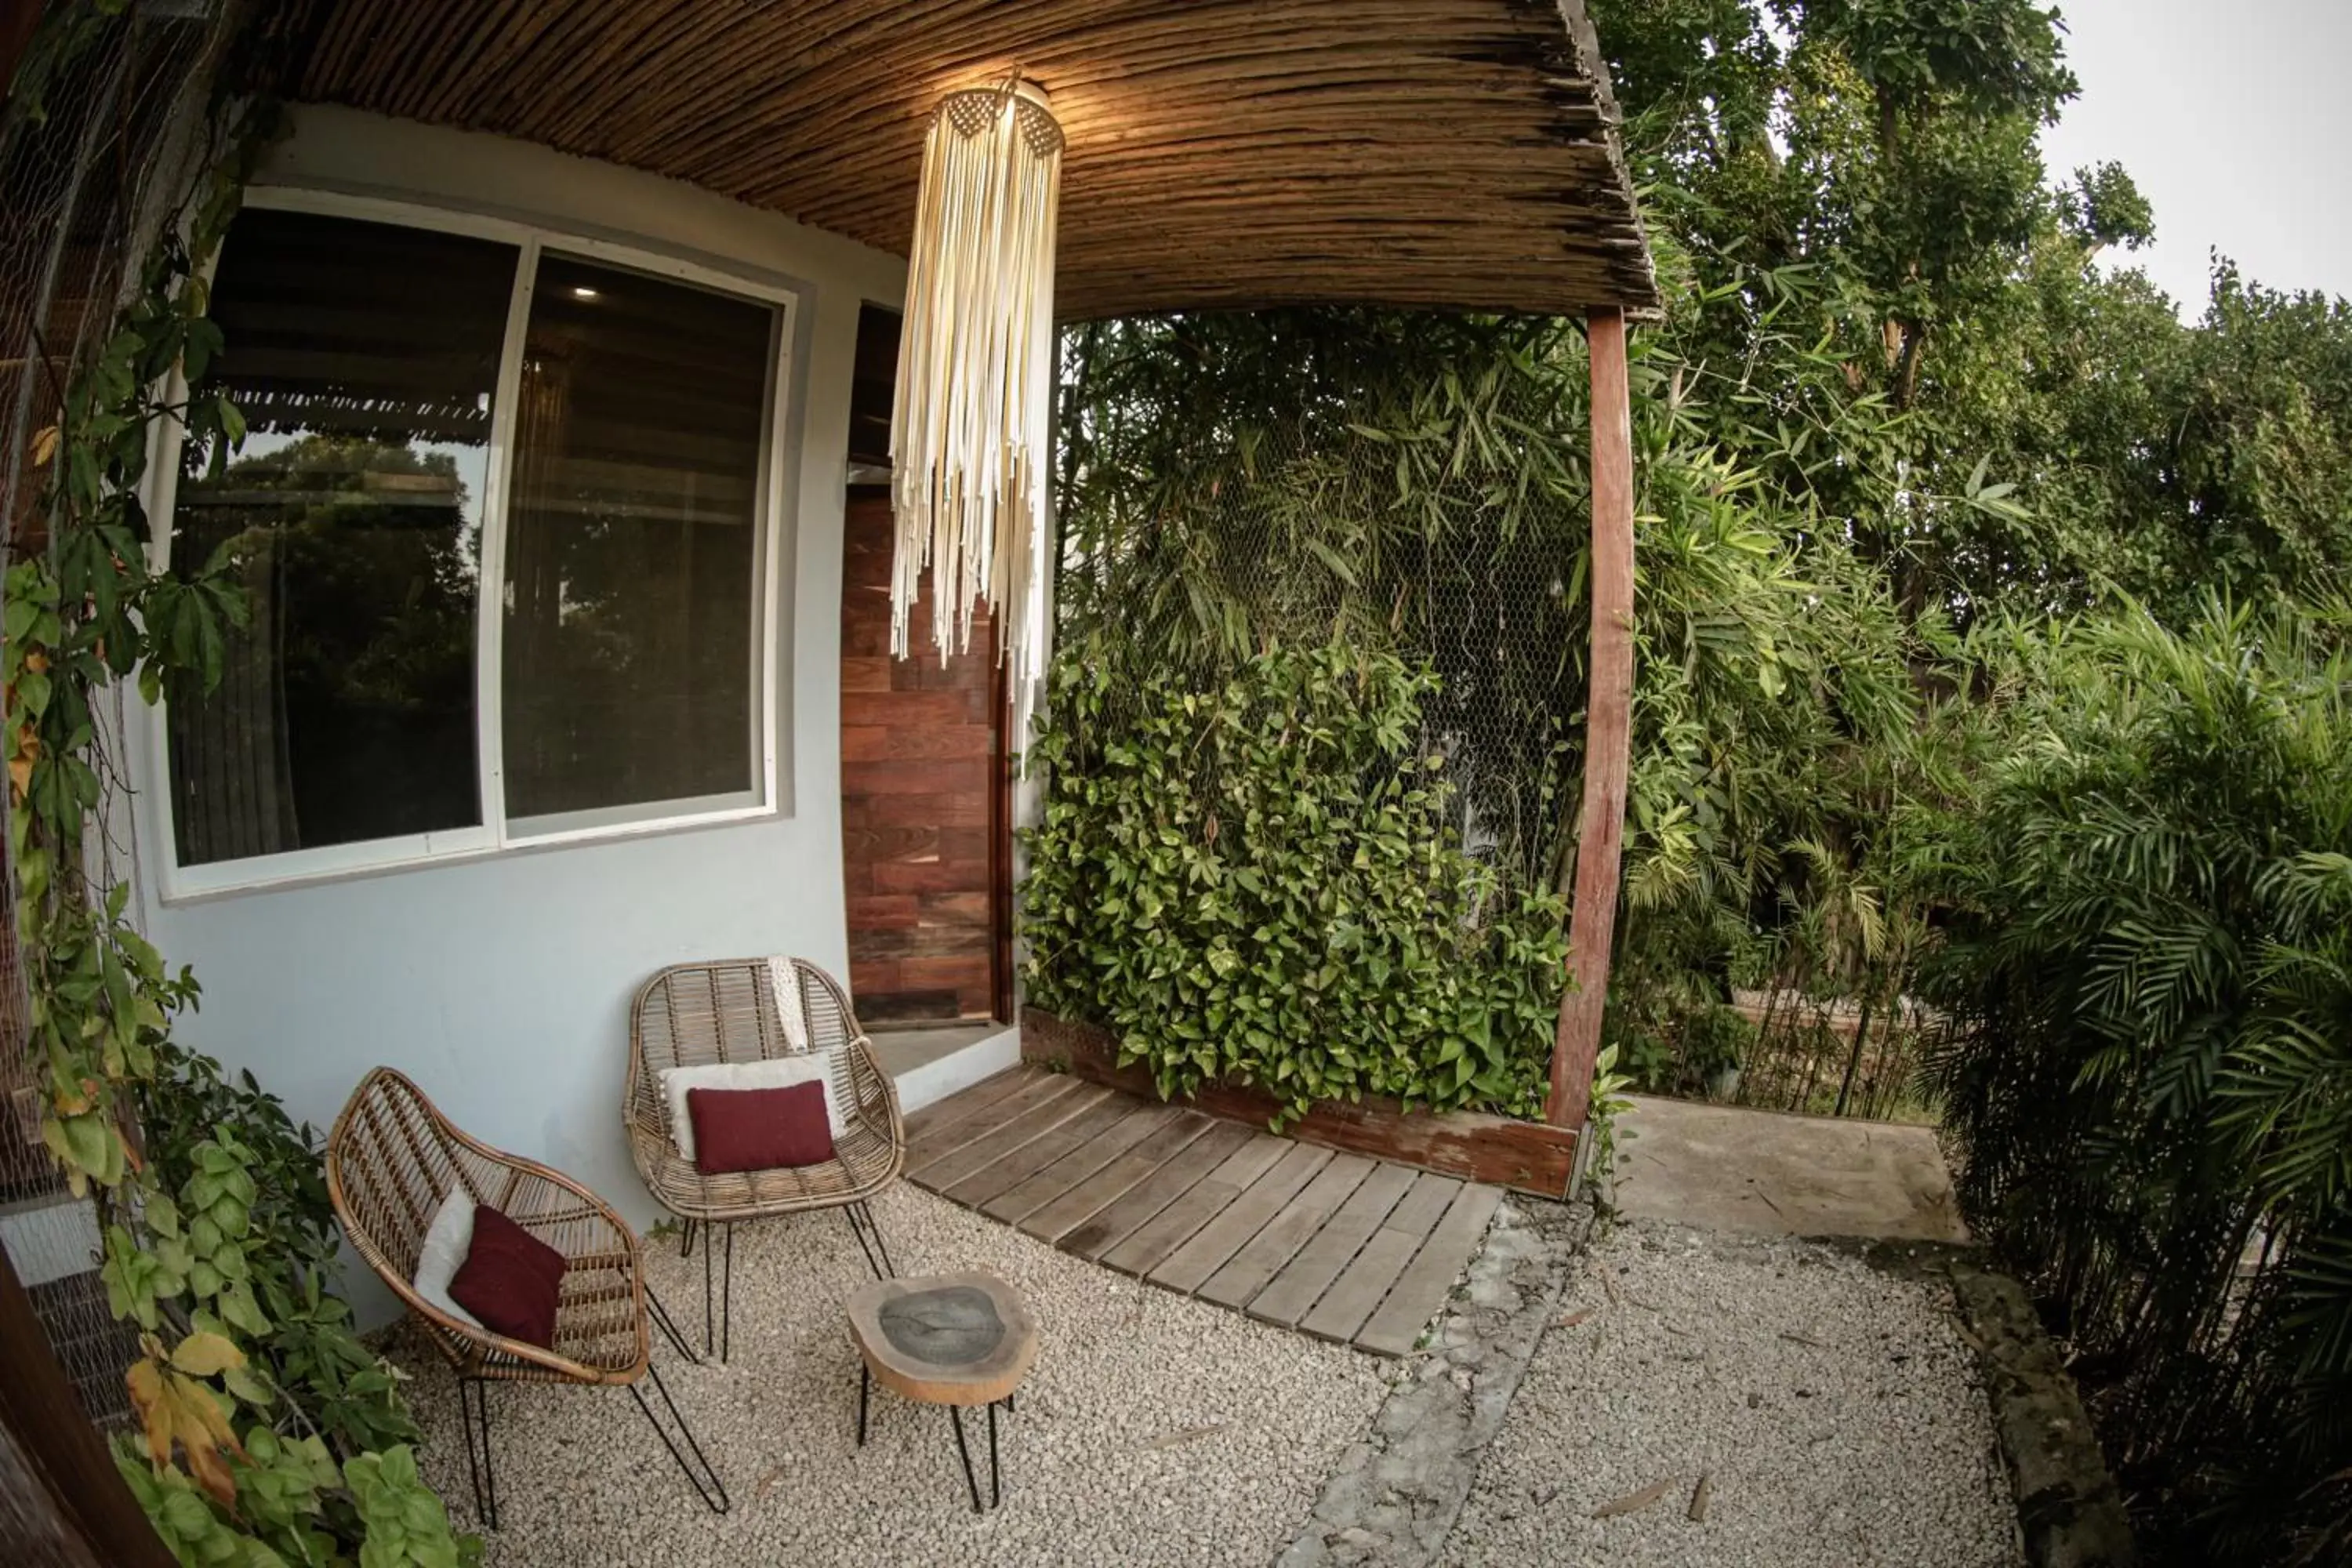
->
[[1608, 1094, 1969, 1243]]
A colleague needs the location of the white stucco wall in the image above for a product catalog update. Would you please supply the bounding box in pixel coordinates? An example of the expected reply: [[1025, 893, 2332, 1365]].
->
[[122, 107, 908, 1320]]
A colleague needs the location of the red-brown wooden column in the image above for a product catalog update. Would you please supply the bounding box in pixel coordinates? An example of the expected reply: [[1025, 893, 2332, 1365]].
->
[[1547, 306, 1635, 1131]]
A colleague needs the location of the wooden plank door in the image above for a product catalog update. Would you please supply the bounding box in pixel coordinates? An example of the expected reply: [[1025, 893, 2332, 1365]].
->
[[838, 489, 1009, 1023]]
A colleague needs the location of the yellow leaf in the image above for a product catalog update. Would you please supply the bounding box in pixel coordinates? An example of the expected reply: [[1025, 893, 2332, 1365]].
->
[[165, 1370, 245, 1507], [127, 1355, 249, 1507], [126, 1359, 173, 1472], [29, 425, 57, 469], [169, 1330, 245, 1379]]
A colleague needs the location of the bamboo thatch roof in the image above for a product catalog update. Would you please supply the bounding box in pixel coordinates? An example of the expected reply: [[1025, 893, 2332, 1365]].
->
[[261, 0, 1659, 321]]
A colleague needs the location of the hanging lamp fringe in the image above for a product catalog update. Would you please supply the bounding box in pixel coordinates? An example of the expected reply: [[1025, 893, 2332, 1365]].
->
[[889, 78, 1063, 700]]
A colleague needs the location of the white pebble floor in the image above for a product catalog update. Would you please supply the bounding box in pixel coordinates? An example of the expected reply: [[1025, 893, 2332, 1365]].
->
[[1439, 1220, 2024, 1568], [390, 1183, 1392, 1568]]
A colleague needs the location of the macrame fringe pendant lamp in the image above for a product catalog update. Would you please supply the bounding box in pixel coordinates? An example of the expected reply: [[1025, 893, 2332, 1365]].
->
[[890, 78, 1064, 709]]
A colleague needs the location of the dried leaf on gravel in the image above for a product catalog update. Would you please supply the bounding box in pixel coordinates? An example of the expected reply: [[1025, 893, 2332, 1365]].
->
[[1147, 1422, 1227, 1450], [1593, 1477, 1678, 1519]]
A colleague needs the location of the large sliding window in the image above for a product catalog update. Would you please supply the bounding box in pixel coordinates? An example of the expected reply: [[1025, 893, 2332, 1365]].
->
[[159, 195, 789, 893], [501, 254, 775, 831]]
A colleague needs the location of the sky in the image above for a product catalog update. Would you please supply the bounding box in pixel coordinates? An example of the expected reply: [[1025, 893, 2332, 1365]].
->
[[2036, 0, 2352, 317]]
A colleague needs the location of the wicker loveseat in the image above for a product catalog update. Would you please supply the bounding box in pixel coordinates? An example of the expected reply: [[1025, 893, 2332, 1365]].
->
[[624, 957, 905, 1358], [325, 1067, 725, 1525]]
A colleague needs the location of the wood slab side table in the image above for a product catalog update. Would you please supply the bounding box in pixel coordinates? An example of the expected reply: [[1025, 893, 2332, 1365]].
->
[[847, 1269, 1037, 1512]]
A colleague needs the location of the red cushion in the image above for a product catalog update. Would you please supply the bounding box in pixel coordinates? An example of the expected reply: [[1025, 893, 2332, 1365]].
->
[[688, 1082, 835, 1174], [449, 1206, 568, 1348]]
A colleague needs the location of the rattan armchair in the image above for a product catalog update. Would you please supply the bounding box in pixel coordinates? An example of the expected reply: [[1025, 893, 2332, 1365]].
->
[[625, 957, 905, 1359], [325, 1067, 726, 1526]]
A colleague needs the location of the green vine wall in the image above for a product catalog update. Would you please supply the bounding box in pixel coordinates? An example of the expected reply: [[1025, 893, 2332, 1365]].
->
[[1021, 644, 1571, 1124], [5, 18, 469, 1563]]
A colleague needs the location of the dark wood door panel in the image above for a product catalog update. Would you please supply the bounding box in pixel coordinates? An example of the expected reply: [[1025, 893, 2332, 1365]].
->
[[838, 490, 1007, 1024]]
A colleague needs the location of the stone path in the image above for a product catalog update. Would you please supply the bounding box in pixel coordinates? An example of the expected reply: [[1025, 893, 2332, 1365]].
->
[[903, 1068, 1503, 1356], [1279, 1197, 1593, 1566], [1609, 1095, 1967, 1243]]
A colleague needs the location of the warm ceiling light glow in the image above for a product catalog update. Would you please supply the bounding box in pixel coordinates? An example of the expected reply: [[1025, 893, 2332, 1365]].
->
[[890, 78, 1063, 705], [571, 285, 601, 300]]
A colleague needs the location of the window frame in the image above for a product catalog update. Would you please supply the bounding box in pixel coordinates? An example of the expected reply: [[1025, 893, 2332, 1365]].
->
[[143, 187, 797, 900]]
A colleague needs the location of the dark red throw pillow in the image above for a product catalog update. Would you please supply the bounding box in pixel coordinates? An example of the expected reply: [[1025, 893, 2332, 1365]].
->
[[688, 1082, 835, 1174], [449, 1206, 568, 1348]]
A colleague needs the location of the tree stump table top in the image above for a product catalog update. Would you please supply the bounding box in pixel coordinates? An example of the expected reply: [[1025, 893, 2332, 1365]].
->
[[847, 1270, 1036, 1407]]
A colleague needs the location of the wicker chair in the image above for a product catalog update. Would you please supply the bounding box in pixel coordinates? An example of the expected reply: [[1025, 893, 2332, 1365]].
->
[[325, 1068, 726, 1526], [625, 957, 905, 1359]]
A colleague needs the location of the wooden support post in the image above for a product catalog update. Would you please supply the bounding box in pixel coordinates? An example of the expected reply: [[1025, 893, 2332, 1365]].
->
[[0, 1245, 176, 1567], [1547, 306, 1635, 1131]]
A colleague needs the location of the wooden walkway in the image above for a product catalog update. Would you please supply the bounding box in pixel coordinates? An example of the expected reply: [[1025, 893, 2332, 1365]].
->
[[902, 1067, 1504, 1356]]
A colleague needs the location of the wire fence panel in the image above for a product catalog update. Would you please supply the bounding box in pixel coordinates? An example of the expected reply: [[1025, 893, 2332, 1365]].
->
[[1052, 315, 1594, 914], [1, 0, 240, 1432]]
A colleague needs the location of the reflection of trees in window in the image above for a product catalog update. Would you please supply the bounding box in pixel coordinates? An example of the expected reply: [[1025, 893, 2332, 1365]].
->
[[165, 206, 514, 868], [172, 434, 484, 863]]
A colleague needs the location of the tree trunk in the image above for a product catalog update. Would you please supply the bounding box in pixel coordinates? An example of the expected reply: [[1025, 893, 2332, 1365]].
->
[[1832, 985, 1878, 1118]]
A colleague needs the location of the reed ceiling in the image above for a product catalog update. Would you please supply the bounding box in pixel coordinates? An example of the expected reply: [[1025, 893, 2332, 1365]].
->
[[263, 0, 1660, 320]]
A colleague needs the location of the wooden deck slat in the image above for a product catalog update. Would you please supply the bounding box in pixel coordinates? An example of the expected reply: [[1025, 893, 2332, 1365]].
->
[[1149, 1142, 1333, 1294], [894, 1070, 1511, 1356], [945, 1089, 1139, 1208], [1017, 1111, 1218, 1243], [912, 1082, 1113, 1193], [1298, 1172, 1463, 1344], [1200, 1152, 1376, 1309], [1102, 1133, 1291, 1279], [904, 1072, 1080, 1178], [1354, 1183, 1506, 1356], [901, 1065, 1036, 1143], [1245, 1162, 1419, 1328], [1060, 1120, 1258, 1261], [982, 1104, 1175, 1225]]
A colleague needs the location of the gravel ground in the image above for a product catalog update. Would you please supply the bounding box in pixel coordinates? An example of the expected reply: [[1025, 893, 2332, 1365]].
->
[[390, 1184, 1392, 1567], [1439, 1220, 2024, 1568]]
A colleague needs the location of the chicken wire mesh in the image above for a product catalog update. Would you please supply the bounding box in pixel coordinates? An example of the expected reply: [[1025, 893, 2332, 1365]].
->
[[1049, 327, 1596, 909], [2, 0, 241, 1431]]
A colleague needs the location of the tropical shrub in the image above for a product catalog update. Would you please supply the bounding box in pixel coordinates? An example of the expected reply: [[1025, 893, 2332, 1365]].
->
[[1925, 599, 2352, 1566], [1021, 644, 1569, 1121]]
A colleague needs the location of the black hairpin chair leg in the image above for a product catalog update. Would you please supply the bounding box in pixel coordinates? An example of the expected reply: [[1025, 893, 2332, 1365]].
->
[[628, 1358, 730, 1515]]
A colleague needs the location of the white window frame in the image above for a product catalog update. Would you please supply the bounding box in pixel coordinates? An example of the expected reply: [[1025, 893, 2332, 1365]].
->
[[143, 187, 797, 899]]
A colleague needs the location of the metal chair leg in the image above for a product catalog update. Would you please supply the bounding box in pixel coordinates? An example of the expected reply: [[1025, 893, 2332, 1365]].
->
[[856, 1363, 870, 1447], [700, 1220, 736, 1360], [647, 1284, 699, 1365], [988, 1397, 1001, 1508], [679, 1218, 696, 1259], [844, 1201, 889, 1281], [459, 1377, 499, 1530], [949, 1404, 982, 1513], [627, 1358, 730, 1515]]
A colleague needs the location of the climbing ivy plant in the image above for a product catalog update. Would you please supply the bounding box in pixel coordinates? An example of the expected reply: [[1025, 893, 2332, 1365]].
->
[[1022, 644, 1570, 1123], [3, 19, 470, 1563]]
